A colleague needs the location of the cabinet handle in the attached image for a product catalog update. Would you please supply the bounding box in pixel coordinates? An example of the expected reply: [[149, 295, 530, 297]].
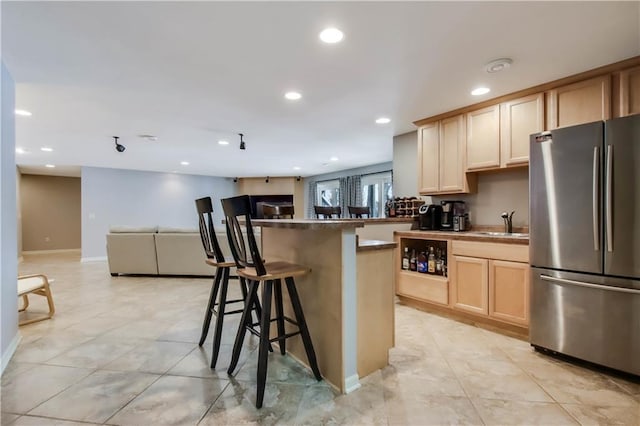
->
[[540, 275, 640, 294]]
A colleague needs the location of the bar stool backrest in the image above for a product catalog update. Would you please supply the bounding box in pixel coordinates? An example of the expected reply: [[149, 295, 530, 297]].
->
[[221, 195, 267, 276], [195, 196, 227, 263], [348, 206, 370, 218], [314, 205, 341, 219], [263, 204, 294, 219]]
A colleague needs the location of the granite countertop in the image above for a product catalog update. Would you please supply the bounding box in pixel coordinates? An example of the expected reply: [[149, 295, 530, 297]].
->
[[357, 239, 398, 252], [395, 229, 529, 245]]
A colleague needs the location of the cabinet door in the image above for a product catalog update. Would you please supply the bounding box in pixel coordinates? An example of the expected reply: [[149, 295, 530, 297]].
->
[[547, 75, 611, 129], [466, 105, 500, 170], [489, 260, 529, 326], [451, 255, 488, 315], [501, 93, 544, 167], [439, 115, 466, 192], [619, 66, 640, 117], [418, 123, 440, 194]]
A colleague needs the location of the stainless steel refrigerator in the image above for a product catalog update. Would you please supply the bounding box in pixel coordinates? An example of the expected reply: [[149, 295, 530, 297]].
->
[[529, 114, 640, 376]]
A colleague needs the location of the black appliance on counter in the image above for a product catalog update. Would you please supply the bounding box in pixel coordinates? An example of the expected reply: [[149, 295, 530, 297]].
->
[[418, 204, 442, 230], [440, 200, 467, 231]]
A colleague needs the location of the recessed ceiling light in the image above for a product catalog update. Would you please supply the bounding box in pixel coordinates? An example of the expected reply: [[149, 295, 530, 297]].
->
[[284, 91, 302, 100], [15, 147, 26, 154], [376, 117, 391, 124], [218, 140, 229, 145], [40, 147, 53, 152], [485, 58, 513, 73], [319, 27, 344, 44], [45, 164, 55, 168], [330, 156, 339, 162], [293, 166, 301, 170], [180, 161, 189, 166], [471, 87, 491, 96], [15, 109, 32, 116]]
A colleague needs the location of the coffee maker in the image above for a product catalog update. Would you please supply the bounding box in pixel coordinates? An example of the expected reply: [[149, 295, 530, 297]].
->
[[440, 200, 467, 231], [418, 204, 442, 230]]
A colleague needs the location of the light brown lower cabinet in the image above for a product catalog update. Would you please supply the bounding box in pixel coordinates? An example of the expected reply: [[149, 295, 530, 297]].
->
[[488, 260, 529, 326], [451, 256, 488, 315], [451, 241, 530, 326]]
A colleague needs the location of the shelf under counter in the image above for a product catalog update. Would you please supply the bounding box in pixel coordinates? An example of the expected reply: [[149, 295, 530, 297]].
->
[[397, 270, 449, 306]]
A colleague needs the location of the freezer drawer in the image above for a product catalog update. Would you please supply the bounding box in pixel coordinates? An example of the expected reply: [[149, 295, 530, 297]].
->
[[530, 267, 640, 376]]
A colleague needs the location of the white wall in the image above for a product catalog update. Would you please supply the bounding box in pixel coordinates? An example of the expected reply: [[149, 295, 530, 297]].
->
[[1, 62, 19, 373], [392, 131, 418, 197], [431, 168, 530, 228], [81, 166, 236, 259]]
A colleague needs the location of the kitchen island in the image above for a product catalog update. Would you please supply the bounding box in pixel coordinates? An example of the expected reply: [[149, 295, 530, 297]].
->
[[252, 219, 397, 393]]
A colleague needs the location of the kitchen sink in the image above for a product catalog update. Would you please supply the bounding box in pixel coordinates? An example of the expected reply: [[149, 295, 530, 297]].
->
[[473, 231, 529, 238]]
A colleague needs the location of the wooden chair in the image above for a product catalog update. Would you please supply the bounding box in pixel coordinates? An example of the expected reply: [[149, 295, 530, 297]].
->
[[262, 204, 294, 219], [314, 205, 341, 219], [221, 195, 322, 408], [195, 196, 263, 368], [18, 274, 55, 326], [348, 206, 371, 218]]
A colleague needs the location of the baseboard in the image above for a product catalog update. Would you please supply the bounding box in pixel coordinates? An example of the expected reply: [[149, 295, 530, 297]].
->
[[22, 249, 80, 254], [344, 374, 361, 393], [81, 256, 107, 263], [1, 332, 22, 375]]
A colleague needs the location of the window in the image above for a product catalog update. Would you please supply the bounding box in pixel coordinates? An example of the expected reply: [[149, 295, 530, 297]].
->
[[361, 171, 393, 218], [316, 179, 340, 207]]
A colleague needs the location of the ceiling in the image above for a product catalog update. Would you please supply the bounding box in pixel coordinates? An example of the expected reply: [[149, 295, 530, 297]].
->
[[4, 1, 639, 178]]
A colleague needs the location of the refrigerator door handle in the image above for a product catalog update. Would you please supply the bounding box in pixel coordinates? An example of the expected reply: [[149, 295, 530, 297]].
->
[[540, 275, 640, 294], [606, 144, 613, 252], [592, 146, 599, 251]]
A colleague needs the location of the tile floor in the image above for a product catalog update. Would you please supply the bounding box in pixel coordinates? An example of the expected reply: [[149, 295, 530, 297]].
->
[[2, 252, 639, 425]]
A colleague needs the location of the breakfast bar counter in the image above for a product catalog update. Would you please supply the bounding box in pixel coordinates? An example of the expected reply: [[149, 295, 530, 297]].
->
[[253, 219, 397, 393]]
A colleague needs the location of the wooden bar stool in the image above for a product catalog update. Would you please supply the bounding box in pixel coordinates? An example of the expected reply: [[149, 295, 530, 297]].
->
[[195, 197, 264, 368], [221, 195, 322, 408], [314, 205, 341, 219], [262, 204, 294, 219], [348, 205, 370, 218]]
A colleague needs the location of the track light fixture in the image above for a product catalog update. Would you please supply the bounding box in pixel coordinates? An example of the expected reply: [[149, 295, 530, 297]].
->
[[233, 177, 238, 183], [113, 136, 125, 153], [265, 176, 270, 183], [238, 133, 246, 150], [296, 176, 301, 182]]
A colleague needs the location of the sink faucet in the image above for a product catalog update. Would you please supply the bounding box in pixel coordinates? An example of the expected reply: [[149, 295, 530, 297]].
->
[[501, 211, 515, 233]]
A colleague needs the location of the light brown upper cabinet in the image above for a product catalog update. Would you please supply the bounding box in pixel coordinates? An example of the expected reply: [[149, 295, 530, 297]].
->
[[466, 105, 500, 171], [500, 93, 544, 167], [418, 122, 439, 193], [619, 65, 640, 117], [547, 75, 611, 129], [418, 115, 476, 195]]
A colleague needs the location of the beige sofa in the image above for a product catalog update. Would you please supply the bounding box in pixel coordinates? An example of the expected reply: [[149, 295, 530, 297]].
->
[[106, 226, 256, 277]]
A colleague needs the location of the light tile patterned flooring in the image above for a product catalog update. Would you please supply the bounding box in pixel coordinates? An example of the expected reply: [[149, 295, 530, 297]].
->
[[2, 252, 639, 425]]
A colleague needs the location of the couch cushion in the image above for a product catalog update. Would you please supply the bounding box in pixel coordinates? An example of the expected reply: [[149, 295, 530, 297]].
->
[[106, 233, 159, 275], [109, 225, 158, 233]]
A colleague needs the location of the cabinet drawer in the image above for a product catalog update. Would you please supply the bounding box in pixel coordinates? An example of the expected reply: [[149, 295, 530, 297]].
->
[[452, 240, 528, 262], [397, 271, 448, 305]]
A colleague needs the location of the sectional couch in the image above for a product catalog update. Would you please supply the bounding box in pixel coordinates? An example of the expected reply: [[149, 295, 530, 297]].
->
[[106, 226, 258, 277]]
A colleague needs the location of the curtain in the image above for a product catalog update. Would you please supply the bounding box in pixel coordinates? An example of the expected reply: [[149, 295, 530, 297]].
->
[[339, 175, 362, 217], [307, 181, 318, 218]]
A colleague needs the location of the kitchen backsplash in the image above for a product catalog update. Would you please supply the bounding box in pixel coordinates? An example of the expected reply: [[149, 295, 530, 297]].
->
[[427, 167, 529, 227]]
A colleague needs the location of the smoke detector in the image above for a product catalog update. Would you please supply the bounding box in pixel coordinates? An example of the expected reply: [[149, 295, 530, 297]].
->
[[485, 58, 512, 73]]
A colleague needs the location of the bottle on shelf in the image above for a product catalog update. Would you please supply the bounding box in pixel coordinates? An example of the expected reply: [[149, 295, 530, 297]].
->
[[402, 247, 410, 270], [435, 248, 443, 275], [417, 251, 427, 273], [409, 249, 417, 272], [427, 246, 436, 273]]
